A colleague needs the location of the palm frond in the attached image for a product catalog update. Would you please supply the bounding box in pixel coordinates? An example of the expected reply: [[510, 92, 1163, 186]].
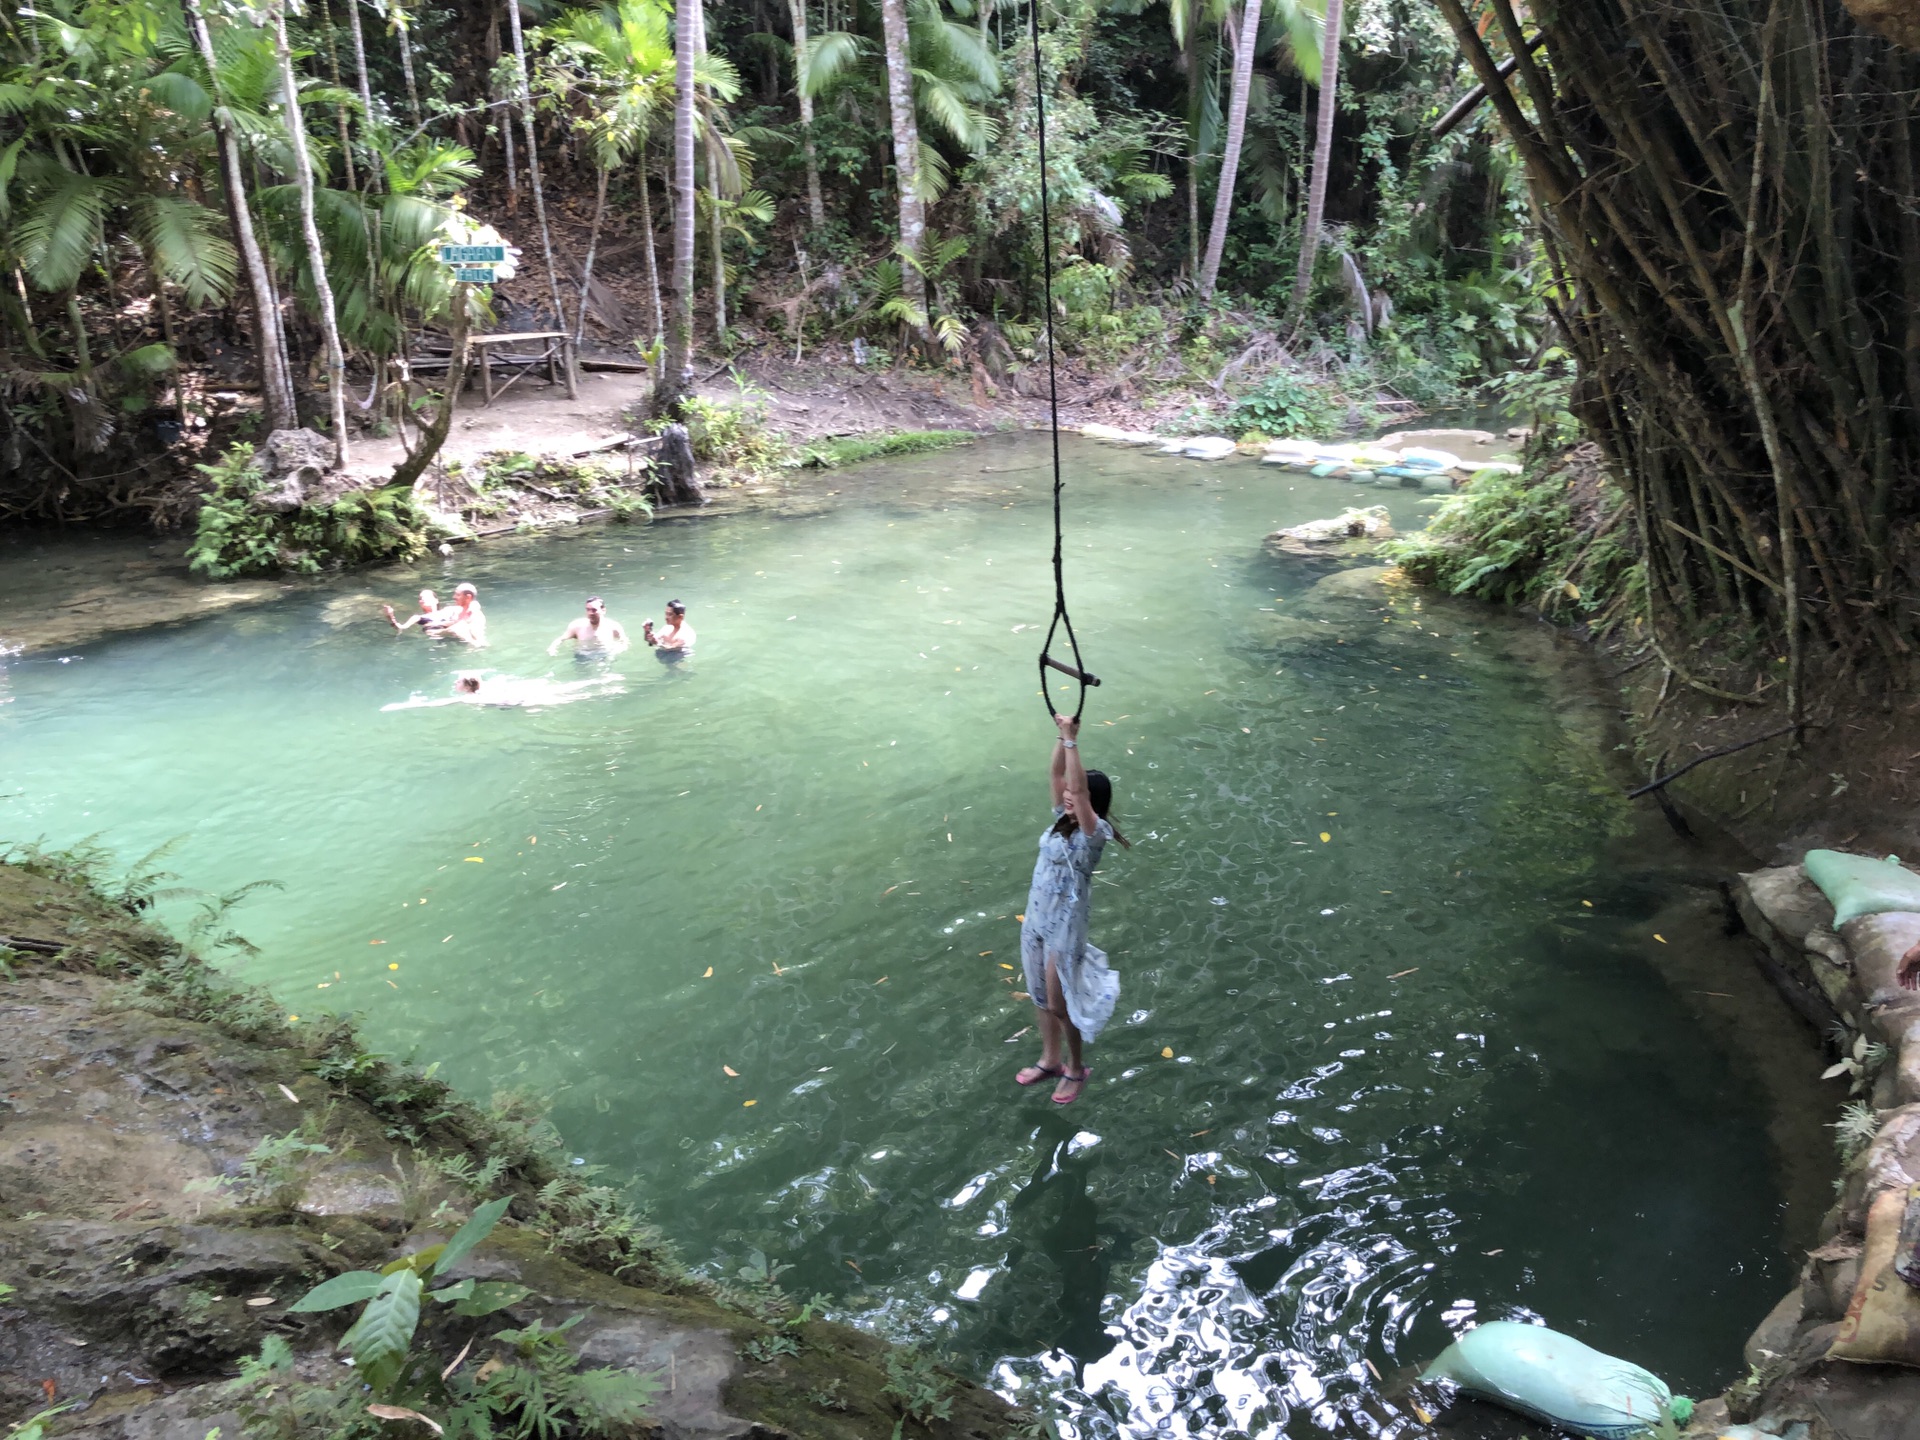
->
[[130, 193, 237, 308], [14, 167, 118, 293], [799, 31, 866, 99]]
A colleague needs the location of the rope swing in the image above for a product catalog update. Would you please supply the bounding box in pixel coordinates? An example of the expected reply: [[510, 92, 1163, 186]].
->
[[1028, 0, 1100, 722]]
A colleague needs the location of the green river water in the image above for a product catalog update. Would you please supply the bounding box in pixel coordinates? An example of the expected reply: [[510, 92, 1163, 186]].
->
[[0, 434, 1809, 1436]]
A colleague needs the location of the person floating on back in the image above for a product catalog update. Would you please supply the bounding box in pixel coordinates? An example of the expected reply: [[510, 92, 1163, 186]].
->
[[643, 599, 694, 659], [383, 588, 450, 634], [1016, 712, 1127, 1106], [549, 595, 629, 657]]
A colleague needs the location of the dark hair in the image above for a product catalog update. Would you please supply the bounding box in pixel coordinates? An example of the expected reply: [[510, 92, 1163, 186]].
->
[[586, 595, 603, 607], [1052, 769, 1127, 847], [666, 599, 685, 614]]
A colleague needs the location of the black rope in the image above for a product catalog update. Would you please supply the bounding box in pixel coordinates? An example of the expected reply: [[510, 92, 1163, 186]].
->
[[1029, 0, 1099, 721]]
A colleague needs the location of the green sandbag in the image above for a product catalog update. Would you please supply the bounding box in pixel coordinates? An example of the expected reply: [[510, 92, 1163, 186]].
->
[[1310, 461, 1343, 477], [1377, 465, 1424, 479], [1422, 1322, 1689, 1440], [1803, 849, 1920, 926]]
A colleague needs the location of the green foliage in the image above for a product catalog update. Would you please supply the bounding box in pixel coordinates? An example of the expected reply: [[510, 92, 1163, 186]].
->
[[185, 1130, 331, 1211], [1381, 450, 1643, 630], [1227, 370, 1342, 440], [1833, 1100, 1880, 1163], [5, 1404, 79, 1440], [188, 444, 429, 579], [742, 1332, 801, 1364], [674, 392, 791, 481], [796, 430, 974, 469], [882, 1347, 954, 1427]]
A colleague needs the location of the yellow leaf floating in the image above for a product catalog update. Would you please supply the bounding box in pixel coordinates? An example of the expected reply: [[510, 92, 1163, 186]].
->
[[1000, 963, 1015, 970], [1654, 933, 1667, 943], [702, 966, 714, 977], [288, 1014, 300, 1023], [1161, 1046, 1174, 1058], [1581, 900, 1594, 908], [1319, 832, 1331, 843], [743, 1099, 757, 1107], [723, 1065, 739, 1077], [389, 963, 399, 971], [464, 857, 485, 864]]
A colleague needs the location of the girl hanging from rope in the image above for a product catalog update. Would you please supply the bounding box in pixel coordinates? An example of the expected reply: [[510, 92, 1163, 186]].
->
[[1016, 712, 1128, 1106]]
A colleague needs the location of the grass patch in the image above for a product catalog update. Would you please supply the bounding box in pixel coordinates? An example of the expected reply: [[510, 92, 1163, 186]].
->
[[796, 430, 975, 469]]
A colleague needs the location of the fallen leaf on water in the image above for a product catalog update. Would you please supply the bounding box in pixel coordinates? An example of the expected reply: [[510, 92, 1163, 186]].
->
[[369, 939, 386, 945], [1484, 1249, 1503, 1256], [277, 1083, 300, 1105], [1581, 899, 1593, 908], [874, 976, 888, 984], [287, 1014, 300, 1023], [442, 935, 452, 943], [1653, 933, 1667, 943], [845, 1260, 862, 1273], [999, 963, 1014, 970], [551, 882, 567, 891], [1161, 1047, 1174, 1058], [1015, 913, 1025, 922], [386, 981, 398, 990], [1241, 727, 1251, 734], [367, 1405, 443, 1435], [771, 962, 786, 975], [464, 857, 485, 864], [1387, 968, 1419, 979], [979, 950, 994, 957], [1005, 1026, 1032, 1042], [1320, 832, 1331, 843], [247, 1296, 275, 1307], [388, 963, 399, 971], [723, 1066, 739, 1077], [743, 1099, 757, 1107], [883, 885, 899, 896], [1164, 1149, 1181, 1160], [1012, 991, 1031, 1000], [702, 966, 713, 978], [1412, 1404, 1435, 1425]]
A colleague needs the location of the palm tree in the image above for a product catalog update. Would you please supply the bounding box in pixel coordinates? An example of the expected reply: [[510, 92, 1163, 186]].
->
[[1288, 0, 1340, 316], [506, 0, 577, 394], [181, 0, 298, 430], [652, 0, 697, 419], [786, 0, 826, 227], [1196, 0, 1260, 298], [878, 0, 930, 346], [271, 0, 348, 463], [543, 0, 675, 344]]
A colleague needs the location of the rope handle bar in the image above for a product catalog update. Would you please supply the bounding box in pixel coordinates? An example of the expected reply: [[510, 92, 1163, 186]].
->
[[1041, 654, 1102, 687]]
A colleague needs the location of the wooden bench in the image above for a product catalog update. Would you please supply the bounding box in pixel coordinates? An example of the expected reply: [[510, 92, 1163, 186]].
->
[[464, 331, 569, 405]]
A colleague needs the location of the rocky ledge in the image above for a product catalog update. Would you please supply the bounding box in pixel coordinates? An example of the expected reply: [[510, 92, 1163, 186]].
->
[[1723, 860, 1920, 1434], [0, 858, 1026, 1440]]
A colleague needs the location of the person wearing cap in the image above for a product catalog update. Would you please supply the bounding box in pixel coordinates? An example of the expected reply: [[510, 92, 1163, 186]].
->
[[549, 596, 629, 657], [643, 599, 694, 658], [433, 583, 487, 646]]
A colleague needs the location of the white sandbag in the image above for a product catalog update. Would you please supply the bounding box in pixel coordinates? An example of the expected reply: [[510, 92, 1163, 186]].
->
[[1182, 437, 1239, 460], [1155, 438, 1190, 454], [1421, 1322, 1688, 1440], [1400, 446, 1465, 470]]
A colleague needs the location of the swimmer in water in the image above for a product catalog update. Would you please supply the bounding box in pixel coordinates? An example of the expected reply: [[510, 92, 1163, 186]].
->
[[548, 595, 629, 657], [433, 582, 487, 646], [382, 670, 621, 711], [383, 589, 450, 633], [642, 599, 694, 658]]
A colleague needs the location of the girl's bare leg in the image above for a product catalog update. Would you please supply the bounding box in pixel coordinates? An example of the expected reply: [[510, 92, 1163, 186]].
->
[[1045, 956, 1087, 1101]]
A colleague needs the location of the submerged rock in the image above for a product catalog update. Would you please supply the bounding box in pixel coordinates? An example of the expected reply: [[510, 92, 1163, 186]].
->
[[1264, 505, 1394, 559]]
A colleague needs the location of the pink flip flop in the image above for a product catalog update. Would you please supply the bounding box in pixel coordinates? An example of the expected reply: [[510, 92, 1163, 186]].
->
[[1051, 1067, 1091, 1105], [1016, 1064, 1064, 1087]]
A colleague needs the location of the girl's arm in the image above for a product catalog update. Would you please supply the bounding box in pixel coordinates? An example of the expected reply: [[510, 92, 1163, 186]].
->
[[1055, 714, 1099, 834], [1050, 725, 1069, 809]]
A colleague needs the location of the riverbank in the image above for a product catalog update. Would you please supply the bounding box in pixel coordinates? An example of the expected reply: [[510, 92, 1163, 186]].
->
[[0, 851, 1030, 1439]]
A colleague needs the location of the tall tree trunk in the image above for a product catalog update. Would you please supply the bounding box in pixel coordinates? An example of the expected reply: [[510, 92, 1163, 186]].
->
[[390, 285, 469, 489], [576, 166, 608, 349], [787, 0, 826, 228], [1197, 0, 1261, 300], [506, 0, 577, 394], [652, 0, 698, 418], [878, 0, 929, 347], [395, 2, 423, 127], [316, 0, 357, 191], [274, 1, 350, 465], [184, 0, 298, 432], [638, 133, 663, 343], [345, 0, 374, 122], [1288, 0, 1342, 316], [693, 3, 726, 344]]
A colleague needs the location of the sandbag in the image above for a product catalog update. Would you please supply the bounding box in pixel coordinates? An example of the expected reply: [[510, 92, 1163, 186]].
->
[[1828, 1185, 1920, 1367], [1803, 848, 1920, 926], [1421, 1321, 1687, 1440], [1182, 437, 1238, 460]]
